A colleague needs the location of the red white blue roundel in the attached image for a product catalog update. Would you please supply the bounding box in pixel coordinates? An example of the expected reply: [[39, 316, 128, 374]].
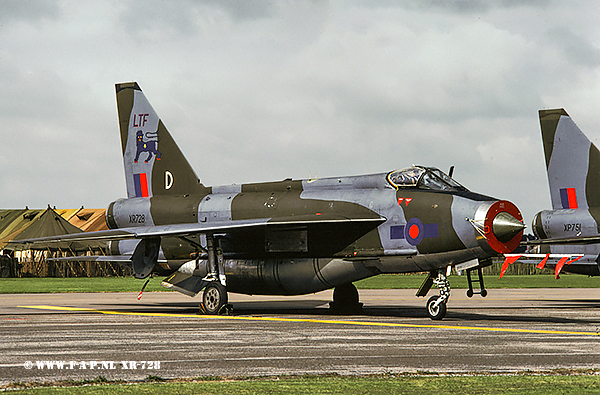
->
[[405, 218, 424, 246]]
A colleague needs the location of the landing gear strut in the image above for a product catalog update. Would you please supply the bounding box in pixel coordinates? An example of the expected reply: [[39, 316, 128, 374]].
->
[[329, 283, 363, 314], [199, 235, 232, 315], [203, 235, 227, 286], [418, 270, 451, 320], [427, 272, 450, 320]]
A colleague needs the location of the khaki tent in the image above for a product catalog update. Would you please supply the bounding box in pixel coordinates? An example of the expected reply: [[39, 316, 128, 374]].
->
[[62, 208, 108, 232], [13, 206, 83, 238], [9, 207, 105, 251], [0, 207, 109, 250], [1, 207, 119, 278], [0, 209, 43, 249]]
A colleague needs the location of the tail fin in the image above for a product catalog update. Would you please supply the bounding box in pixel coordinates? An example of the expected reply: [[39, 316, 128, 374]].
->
[[540, 108, 600, 210], [115, 82, 207, 199]]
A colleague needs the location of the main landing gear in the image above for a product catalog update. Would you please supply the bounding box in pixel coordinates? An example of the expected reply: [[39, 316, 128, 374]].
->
[[329, 283, 363, 314], [199, 235, 233, 315], [417, 270, 451, 320]]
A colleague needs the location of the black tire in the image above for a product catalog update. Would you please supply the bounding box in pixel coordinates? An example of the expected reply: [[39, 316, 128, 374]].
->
[[202, 282, 228, 315], [333, 283, 359, 305], [330, 283, 362, 314], [466, 289, 474, 298], [426, 295, 447, 320], [480, 289, 488, 298]]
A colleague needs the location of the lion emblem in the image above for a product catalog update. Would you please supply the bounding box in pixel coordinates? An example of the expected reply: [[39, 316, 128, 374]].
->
[[134, 130, 161, 163]]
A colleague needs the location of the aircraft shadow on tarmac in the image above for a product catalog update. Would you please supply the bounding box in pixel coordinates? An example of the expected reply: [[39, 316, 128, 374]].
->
[[543, 298, 600, 308], [444, 311, 600, 325], [90, 298, 600, 325]]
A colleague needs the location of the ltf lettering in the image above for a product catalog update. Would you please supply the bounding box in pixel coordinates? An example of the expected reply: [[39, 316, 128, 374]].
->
[[133, 113, 149, 127]]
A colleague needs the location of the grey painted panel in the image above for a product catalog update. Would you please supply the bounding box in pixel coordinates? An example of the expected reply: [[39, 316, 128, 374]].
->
[[451, 196, 483, 249], [197, 193, 238, 222], [300, 187, 412, 253], [111, 198, 155, 228]]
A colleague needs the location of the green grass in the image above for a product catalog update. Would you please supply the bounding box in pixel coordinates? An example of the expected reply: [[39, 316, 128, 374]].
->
[[0, 277, 166, 294], [5, 374, 600, 394], [1, 273, 598, 294]]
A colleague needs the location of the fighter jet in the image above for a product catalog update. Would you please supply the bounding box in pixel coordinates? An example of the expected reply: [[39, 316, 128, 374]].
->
[[11, 82, 525, 320], [503, 109, 600, 278]]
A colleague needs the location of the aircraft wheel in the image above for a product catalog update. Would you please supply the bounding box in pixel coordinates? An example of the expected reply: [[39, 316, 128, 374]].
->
[[330, 283, 362, 314], [480, 289, 488, 297], [202, 282, 228, 315], [333, 283, 359, 305], [426, 295, 447, 320], [466, 289, 474, 298]]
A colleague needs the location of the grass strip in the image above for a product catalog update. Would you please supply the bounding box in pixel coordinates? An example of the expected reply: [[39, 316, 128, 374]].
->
[[4, 373, 600, 394], [0, 273, 598, 294], [0, 277, 166, 294]]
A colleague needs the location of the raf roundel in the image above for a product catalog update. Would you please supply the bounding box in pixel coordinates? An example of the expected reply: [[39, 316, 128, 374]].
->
[[405, 218, 424, 246]]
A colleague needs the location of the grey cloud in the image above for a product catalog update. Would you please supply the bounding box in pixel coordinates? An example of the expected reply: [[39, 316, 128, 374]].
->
[[117, 0, 279, 39], [0, 1, 598, 225], [0, 0, 60, 24], [546, 27, 600, 68], [354, 0, 552, 14], [201, 0, 274, 20], [426, 0, 551, 13]]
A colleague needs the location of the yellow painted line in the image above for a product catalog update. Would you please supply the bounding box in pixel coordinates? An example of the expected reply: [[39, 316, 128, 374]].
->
[[18, 305, 600, 337]]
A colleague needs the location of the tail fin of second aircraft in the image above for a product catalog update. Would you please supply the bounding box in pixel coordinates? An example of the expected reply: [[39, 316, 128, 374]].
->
[[115, 82, 207, 199], [540, 108, 600, 210]]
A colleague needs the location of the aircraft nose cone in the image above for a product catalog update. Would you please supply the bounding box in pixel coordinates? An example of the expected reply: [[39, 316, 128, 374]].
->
[[492, 211, 525, 243], [474, 200, 524, 254]]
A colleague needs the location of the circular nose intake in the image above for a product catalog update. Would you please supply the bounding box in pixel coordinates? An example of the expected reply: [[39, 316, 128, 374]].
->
[[475, 200, 524, 254]]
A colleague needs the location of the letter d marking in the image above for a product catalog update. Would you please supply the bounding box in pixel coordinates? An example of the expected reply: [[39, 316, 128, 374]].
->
[[165, 171, 174, 190]]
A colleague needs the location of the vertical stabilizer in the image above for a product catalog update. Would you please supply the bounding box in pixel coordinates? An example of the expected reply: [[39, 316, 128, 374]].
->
[[115, 82, 206, 199], [540, 109, 600, 210]]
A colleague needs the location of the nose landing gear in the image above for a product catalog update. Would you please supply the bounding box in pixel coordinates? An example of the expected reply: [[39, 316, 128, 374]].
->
[[417, 270, 451, 320], [427, 273, 450, 320]]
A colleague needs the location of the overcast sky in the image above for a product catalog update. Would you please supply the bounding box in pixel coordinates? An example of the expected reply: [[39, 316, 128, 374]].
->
[[1, 1, 599, 229]]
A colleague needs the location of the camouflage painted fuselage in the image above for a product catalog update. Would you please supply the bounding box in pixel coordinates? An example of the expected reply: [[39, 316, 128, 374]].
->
[[106, 170, 519, 295]]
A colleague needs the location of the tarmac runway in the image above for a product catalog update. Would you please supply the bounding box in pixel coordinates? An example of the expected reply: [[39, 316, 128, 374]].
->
[[1, 288, 599, 384]]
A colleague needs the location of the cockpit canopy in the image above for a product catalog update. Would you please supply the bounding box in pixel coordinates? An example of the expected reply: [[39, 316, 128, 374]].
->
[[387, 166, 468, 192]]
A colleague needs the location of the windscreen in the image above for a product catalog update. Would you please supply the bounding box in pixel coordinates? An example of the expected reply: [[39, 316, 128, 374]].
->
[[387, 166, 467, 192]]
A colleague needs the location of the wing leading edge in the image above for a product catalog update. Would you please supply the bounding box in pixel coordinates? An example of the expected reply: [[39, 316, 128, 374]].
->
[[8, 214, 386, 248]]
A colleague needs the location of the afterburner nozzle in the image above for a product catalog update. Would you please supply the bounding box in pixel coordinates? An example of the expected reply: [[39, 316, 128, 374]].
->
[[492, 211, 525, 243]]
